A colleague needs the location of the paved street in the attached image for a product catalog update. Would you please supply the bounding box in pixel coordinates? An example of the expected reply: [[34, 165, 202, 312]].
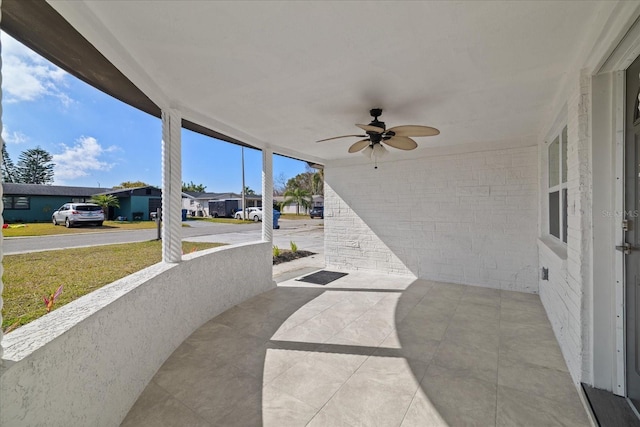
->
[[3, 219, 324, 255]]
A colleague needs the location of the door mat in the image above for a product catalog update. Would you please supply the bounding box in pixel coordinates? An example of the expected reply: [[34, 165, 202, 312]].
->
[[296, 270, 348, 285], [582, 383, 640, 427]]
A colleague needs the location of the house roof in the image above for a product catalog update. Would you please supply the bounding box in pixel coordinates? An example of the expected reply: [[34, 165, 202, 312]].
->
[[2, 183, 111, 197], [93, 186, 159, 197], [185, 191, 262, 200]]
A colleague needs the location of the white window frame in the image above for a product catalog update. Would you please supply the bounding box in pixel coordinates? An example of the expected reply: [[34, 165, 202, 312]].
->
[[547, 125, 568, 244]]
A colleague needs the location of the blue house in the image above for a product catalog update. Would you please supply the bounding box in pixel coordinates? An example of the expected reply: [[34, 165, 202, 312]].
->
[[2, 183, 108, 223], [2, 183, 162, 222]]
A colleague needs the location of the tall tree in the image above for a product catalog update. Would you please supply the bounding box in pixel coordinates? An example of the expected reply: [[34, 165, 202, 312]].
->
[[311, 168, 324, 195], [182, 181, 207, 192], [244, 186, 256, 195], [113, 181, 151, 189], [2, 144, 17, 183], [283, 185, 312, 215], [16, 147, 55, 184]]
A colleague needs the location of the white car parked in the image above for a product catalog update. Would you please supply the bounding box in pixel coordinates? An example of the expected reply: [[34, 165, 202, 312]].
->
[[52, 203, 105, 228], [234, 207, 263, 222]]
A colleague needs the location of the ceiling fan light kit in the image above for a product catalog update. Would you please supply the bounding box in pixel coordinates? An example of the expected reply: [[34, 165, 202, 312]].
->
[[317, 108, 440, 168]]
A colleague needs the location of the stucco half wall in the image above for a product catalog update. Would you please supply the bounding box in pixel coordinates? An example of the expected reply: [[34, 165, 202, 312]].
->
[[325, 145, 539, 292], [0, 241, 274, 427]]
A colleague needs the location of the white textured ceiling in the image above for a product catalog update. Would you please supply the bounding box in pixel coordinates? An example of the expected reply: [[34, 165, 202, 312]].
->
[[52, 1, 604, 163]]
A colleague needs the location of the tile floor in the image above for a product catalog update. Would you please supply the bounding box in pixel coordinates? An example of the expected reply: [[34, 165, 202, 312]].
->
[[121, 271, 590, 426]]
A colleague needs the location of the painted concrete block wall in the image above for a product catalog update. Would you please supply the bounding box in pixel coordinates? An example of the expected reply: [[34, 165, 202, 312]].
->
[[538, 70, 593, 385], [0, 242, 274, 427], [325, 145, 539, 292]]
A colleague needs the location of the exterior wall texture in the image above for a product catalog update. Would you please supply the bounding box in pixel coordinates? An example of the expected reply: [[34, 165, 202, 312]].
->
[[538, 70, 593, 385], [0, 242, 274, 426], [325, 145, 539, 292]]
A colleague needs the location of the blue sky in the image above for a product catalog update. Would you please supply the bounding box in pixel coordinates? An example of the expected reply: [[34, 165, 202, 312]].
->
[[1, 32, 308, 193]]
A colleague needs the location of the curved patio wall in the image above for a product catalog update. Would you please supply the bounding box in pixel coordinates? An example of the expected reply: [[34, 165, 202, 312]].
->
[[0, 241, 274, 426]]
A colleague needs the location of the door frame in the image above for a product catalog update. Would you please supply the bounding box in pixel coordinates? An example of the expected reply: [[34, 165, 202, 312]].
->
[[608, 30, 640, 399]]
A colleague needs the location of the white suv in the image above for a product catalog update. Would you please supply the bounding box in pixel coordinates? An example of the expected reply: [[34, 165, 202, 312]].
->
[[52, 203, 105, 228]]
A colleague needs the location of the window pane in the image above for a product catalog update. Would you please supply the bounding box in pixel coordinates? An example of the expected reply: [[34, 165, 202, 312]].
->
[[14, 197, 30, 209], [549, 191, 560, 238], [562, 126, 568, 183], [562, 188, 568, 243], [2, 196, 13, 209], [549, 137, 559, 188]]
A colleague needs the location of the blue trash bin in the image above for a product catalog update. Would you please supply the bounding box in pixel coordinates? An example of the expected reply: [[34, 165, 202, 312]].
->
[[273, 210, 281, 229], [181, 209, 188, 221]]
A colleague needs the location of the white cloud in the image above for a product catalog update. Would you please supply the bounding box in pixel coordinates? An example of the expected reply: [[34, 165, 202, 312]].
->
[[53, 136, 119, 182], [1, 126, 28, 144], [1, 32, 72, 105]]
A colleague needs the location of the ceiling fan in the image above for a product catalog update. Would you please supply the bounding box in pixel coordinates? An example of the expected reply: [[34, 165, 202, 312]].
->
[[317, 108, 440, 156]]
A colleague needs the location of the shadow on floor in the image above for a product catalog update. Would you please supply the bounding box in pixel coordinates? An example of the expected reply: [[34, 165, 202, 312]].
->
[[122, 273, 590, 426]]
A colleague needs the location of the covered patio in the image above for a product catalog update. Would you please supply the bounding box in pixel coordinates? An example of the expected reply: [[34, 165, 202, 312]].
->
[[2, 0, 640, 426], [122, 272, 588, 426]]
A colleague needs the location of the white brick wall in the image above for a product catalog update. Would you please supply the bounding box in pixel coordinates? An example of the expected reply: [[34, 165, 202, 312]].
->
[[538, 69, 592, 385], [325, 145, 539, 292]]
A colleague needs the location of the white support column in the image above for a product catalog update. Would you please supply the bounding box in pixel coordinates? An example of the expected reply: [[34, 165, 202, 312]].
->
[[262, 147, 273, 243], [161, 108, 182, 263], [0, 0, 5, 363]]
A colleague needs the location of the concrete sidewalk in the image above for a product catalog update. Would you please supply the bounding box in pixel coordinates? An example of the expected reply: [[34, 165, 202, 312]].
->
[[183, 222, 326, 282]]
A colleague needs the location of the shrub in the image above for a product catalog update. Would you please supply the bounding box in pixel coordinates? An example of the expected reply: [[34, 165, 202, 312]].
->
[[290, 241, 298, 253], [273, 245, 280, 257]]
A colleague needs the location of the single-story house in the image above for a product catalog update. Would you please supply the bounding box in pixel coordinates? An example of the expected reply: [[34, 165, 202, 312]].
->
[[182, 191, 262, 216], [1, 182, 111, 223], [94, 186, 162, 220], [274, 194, 323, 215], [2, 1, 640, 425]]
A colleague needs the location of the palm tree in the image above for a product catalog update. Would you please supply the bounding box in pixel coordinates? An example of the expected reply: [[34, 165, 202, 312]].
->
[[90, 194, 120, 220], [283, 186, 312, 215], [311, 169, 324, 195]]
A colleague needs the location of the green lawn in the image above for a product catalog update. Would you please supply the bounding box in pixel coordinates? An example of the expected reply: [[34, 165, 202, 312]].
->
[[2, 220, 160, 237], [1, 241, 224, 331]]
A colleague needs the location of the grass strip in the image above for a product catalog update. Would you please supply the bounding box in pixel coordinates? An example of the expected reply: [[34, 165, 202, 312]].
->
[[2, 241, 224, 330]]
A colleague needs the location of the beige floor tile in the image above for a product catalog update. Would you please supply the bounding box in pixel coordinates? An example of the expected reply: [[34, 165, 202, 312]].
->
[[317, 372, 419, 427], [261, 385, 319, 427], [400, 389, 449, 427], [123, 274, 590, 427], [121, 381, 211, 427], [442, 323, 499, 352], [500, 305, 550, 327], [375, 333, 441, 364], [420, 364, 498, 426], [496, 385, 590, 427], [159, 363, 263, 425], [498, 355, 581, 406], [307, 409, 356, 427], [499, 323, 568, 372], [431, 338, 499, 383], [268, 349, 367, 409]]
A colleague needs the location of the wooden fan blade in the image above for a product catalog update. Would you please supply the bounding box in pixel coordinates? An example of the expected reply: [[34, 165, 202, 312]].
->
[[387, 125, 440, 137], [383, 136, 418, 150], [348, 139, 371, 153], [356, 124, 385, 134], [317, 134, 367, 142]]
